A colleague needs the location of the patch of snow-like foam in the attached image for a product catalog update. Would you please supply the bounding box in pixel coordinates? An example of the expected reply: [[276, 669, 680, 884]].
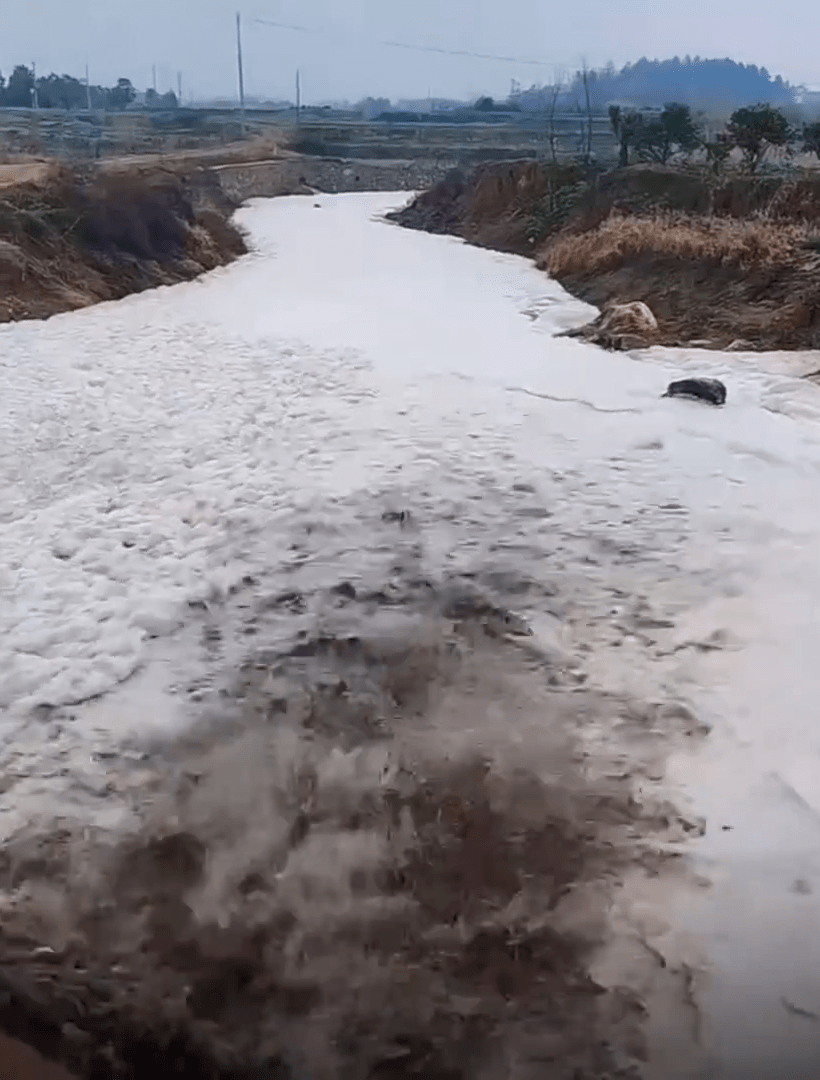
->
[[4, 190, 820, 727]]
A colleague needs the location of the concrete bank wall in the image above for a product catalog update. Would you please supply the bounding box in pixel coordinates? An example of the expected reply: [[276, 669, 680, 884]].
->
[[211, 156, 457, 202]]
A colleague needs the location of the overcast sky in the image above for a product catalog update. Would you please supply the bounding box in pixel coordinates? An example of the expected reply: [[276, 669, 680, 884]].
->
[[2, 0, 819, 103]]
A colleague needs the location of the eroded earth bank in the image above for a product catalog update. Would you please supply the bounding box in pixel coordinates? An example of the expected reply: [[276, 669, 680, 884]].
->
[[390, 162, 820, 354]]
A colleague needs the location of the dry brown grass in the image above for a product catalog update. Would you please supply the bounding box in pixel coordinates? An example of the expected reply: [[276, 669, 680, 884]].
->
[[539, 211, 810, 279], [394, 162, 820, 350], [538, 209, 816, 278]]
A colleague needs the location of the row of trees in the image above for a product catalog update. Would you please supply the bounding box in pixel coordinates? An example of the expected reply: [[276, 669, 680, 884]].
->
[[0, 65, 177, 111], [606, 102, 820, 173], [513, 58, 797, 114]]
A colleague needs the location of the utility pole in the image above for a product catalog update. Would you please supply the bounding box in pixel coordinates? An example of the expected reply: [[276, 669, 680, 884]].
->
[[152, 64, 157, 92], [296, 69, 301, 120], [85, 63, 92, 111], [236, 11, 246, 135], [581, 59, 593, 163], [31, 60, 39, 109], [178, 71, 183, 103]]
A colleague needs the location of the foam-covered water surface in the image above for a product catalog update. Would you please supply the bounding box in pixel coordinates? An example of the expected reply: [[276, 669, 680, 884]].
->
[[3, 192, 820, 1075]]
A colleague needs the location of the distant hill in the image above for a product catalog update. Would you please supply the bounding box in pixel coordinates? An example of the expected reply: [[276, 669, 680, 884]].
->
[[513, 57, 797, 113]]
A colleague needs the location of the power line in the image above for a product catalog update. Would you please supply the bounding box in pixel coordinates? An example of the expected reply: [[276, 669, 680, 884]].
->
[[252, 17, 557, 68], [383, 40, 552, 67], [254, 17, 318, 34]]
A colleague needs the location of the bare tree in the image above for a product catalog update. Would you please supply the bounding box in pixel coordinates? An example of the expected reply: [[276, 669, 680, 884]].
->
[[609, 105, 646, 167], [803, 120, 820, 161], [703, 133, 733, 175], [576, 102, 586, 158], [547, 69, 565, 163], [581, 60, 593, 163]]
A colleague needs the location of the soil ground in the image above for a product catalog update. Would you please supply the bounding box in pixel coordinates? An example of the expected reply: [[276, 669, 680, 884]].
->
[[389, 161, 820, 353], [0, 162, 50, 189], [0, 135, 300, 192]]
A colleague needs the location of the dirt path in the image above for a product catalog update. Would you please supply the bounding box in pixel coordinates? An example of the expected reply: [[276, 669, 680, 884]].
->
[[0, 137, 294, 191], [0, 162, 49, 188]]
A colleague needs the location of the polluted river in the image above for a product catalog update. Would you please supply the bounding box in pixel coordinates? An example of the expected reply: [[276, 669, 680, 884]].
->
[[1, 192, 820, 1078]]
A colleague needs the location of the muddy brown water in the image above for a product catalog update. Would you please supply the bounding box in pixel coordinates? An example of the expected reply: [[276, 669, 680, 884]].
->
[[0, 1034, 76, 1079], [0, 491, 704, 1078]]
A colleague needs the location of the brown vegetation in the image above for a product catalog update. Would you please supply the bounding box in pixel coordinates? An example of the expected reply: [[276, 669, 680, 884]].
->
[[542, 213, 810, 277], [0, 164, 247, 324], [390, 162, 820, 352], [390, 162, 589, 256]]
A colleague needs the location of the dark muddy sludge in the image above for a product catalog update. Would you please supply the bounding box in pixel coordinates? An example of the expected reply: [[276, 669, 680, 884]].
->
[[0, 563, 682, 1079]]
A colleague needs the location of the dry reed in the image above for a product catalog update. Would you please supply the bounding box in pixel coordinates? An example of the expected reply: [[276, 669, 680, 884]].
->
[[540, 210, 810, 278]]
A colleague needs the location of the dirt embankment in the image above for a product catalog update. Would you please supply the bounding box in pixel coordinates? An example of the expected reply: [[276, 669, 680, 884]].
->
[[0, 165, 247, 324], [389, 162, 820, 352]]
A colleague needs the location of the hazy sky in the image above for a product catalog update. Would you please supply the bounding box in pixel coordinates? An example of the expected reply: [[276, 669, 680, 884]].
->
[[2, 0, 819, 103]]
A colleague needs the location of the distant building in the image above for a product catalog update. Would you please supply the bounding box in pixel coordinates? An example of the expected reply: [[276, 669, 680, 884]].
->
[[604, 100, 662, 114], [357, 97, 392, 120], [796, 88, 820, 113], [394, 98, 433, 114], [391, 97, 466, 115]]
